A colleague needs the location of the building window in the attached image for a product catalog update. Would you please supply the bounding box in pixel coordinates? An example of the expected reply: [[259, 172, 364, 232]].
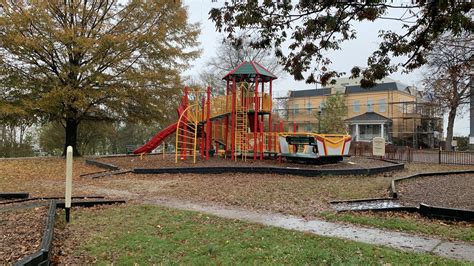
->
[[353, 100, 360, 113], [305, 124, 312, 132], [319, 102, 325, 113], [379, 99, 386, 112], [293, 104, 299, 116], [306, 102, 312, 114], [367, 99, 373, 112]]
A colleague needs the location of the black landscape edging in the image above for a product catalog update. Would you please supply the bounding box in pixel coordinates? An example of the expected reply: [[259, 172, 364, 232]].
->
[[337, 169, 474, 221], [56, 199, 126, 208], [14, 199, 126, 265], [85, 159, 119, 171], [83, 157, 405, 178], [79, 170, 109, 177], [419, 203, 474, 221], [338, 206, 420, 213], [0, 192, 29, 200], [87, 170, 131, 179], [132, 160, 404, 177], [14, 200, 57, 266], [330, 197, 397, 204], [0, 196, 105, 205], [337, 203, 473, 221]]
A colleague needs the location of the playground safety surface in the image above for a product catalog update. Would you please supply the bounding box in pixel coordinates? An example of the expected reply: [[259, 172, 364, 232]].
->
[[0, 205, 47, 263], [397, 173, 474, 210]]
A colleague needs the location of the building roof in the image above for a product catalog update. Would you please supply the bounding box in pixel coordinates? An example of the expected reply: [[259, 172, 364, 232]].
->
[[345, 112, 392, 124], [289, 88, 331, 97], [323, 76, 397, 87], [289, 79, 414, 98], [222, 61, 277, 82]]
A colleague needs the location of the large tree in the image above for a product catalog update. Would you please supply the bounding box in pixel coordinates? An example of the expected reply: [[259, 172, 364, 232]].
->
[[0, 0, 199, 155], [209, 1, 471, 87], [423, 33, 472, 151]]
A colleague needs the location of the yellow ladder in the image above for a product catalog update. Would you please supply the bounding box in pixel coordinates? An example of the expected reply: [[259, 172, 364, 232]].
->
[[234, 88, 249, 161]]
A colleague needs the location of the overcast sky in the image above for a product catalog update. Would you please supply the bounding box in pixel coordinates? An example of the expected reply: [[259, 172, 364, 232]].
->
[[182, 0, 470, 137]]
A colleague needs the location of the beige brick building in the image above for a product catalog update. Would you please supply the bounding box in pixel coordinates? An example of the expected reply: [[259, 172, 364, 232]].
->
[[286, 77, 443, 148]]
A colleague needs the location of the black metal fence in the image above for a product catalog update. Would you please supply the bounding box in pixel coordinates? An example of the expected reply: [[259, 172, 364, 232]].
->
[[350, 143, 474, 165]]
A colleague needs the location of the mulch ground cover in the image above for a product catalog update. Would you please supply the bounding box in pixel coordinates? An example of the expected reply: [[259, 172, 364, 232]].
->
[[0, 157, 103, 197], [95, 154, 395, 170], [0, 205, 47, 263], [397, 173, 474, 210]]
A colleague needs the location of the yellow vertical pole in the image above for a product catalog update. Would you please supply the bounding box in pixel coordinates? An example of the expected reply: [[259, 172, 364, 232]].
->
[[193, 97, 199, 164]]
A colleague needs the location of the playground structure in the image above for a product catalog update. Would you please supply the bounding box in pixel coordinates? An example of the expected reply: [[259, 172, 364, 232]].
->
[[134, 61, 352, 163]]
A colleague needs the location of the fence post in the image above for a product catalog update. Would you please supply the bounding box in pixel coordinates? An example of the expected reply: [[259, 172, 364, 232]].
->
[[438, 147, 441, 164]]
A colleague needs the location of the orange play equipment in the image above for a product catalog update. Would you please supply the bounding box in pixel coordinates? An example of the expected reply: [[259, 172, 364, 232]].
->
[[134, 61, 351, 163]]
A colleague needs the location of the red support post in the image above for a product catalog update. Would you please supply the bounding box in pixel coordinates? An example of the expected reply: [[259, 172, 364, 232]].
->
[[225, 80, 229, 156], [231, 78, 236, 160], [201, 97, 205, 158], [268, 80, 272, 154], [259, 119, 263, 160], [206, 86, 211, 160], [253, 76, 259, 161]]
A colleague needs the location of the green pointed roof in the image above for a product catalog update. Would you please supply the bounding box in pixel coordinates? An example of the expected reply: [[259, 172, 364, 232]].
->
[[223, 61, 277, 82]]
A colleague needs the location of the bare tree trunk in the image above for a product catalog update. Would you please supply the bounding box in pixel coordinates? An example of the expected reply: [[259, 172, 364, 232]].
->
[[63, 119, 81, 156], [445, 107, 457, 151]]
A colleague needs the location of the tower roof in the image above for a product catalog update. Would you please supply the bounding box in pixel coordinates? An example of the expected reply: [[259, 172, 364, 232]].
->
[[223, 61, 277, 82]]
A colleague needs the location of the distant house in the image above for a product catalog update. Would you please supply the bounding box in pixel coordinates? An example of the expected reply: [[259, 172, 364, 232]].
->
[[286, 77, 443, 148]]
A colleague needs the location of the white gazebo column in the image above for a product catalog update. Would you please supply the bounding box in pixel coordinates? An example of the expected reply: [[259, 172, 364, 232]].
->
[[355, 124, 359, 141], [380, 123, 384, 138]]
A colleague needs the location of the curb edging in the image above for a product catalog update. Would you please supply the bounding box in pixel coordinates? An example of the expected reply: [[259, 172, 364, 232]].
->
[[14, 200, 57, 266], [13, 199, 126, 265], [132, 161, 404, 177], [85, 159, 119, 171], [334, 169, 474, 221]]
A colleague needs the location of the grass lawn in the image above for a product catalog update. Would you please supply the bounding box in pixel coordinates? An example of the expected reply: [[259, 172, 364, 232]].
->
[[321, 211, 474, 242], [55, 204, 469, 264]]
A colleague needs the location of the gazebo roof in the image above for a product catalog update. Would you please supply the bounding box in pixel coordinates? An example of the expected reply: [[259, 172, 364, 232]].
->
[[222, 61, 277, 82]]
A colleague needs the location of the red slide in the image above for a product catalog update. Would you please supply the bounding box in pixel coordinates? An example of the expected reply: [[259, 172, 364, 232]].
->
[[133, 123, 178, 154], [133, 99, 187, 154]]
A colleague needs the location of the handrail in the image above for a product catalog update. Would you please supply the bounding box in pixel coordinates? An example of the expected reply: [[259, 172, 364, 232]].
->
[[175, 103, 199, 164]]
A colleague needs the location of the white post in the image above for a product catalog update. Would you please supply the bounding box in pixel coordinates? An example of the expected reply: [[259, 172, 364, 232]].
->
[[355, 124, 359, 141], [381, 123, 384, 138], [65, 146, 73, 222]]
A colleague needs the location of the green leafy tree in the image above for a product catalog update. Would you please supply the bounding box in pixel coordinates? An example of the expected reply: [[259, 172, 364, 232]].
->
[[316, 93, 348, 134], [0, 0, 199, 156], [210, 1, 471, 87]]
